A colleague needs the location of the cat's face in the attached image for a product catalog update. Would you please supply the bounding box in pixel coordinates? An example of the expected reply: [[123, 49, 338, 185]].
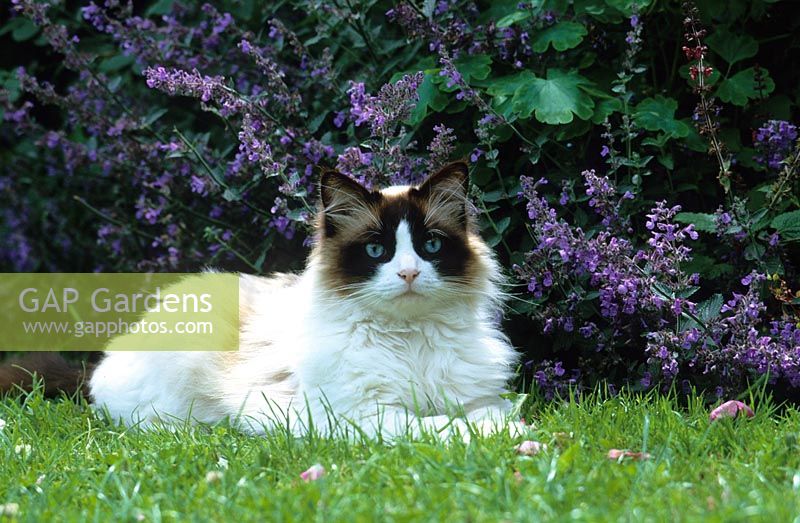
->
[[314, 162, 496, 317]]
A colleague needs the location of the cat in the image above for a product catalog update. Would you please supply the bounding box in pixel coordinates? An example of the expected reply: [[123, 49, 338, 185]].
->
[[1, 161, 522, 440]]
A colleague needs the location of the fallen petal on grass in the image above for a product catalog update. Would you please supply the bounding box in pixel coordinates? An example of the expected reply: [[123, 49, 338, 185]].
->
[[710, 400, 754, 421], [0, 418, 5, 431], [300, 464, 326, 482], [0, 503, 19, 517], [515, 440, 547, 456], [205, 471, 223, 484], [607, 449, 651, 461]]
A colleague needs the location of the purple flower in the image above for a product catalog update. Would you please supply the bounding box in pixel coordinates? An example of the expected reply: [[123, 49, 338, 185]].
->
[[428, 124, 457, 170], [347, 72, 423, 136], [190, 175, 207, 196], [333, 111, 346, 128], [753, 120, 797, 170], [470, 148, 484, 163]]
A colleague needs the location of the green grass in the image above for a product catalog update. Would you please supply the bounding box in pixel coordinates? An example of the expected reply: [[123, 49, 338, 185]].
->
[[2, 389, 800, 522]]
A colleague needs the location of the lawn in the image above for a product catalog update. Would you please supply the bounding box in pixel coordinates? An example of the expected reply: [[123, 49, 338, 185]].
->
[[2, 389, 799, 522]]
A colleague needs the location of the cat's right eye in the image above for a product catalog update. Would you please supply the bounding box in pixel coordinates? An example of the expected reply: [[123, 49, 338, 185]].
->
[[365, 243, 386, 258]]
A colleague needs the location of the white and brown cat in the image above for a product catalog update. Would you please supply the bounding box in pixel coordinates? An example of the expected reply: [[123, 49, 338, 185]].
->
[[1, 162, 522, 440]]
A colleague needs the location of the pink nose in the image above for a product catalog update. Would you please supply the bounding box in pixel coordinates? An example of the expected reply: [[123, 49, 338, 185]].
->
[[397, 269, 420, 283]]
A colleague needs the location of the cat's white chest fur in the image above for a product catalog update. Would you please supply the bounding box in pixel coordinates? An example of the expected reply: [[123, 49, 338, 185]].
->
[[297, 310, 513, 422]]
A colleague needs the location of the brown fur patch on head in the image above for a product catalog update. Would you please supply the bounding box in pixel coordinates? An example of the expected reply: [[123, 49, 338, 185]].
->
[[312, 162, 497, 302], [414, 161, 470, 229], [319, 169, 382, 239]]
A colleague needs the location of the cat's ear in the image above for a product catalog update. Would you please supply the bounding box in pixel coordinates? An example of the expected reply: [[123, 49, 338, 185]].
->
[[417, 161, 470, 228], [319, 170, 376, 237]]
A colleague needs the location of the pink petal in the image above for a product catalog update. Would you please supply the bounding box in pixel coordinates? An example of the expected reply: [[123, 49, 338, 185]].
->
[[607, 449, 651, 461], [607, 449, 625, 459], [515, 440, 546, 456], [300, 464, 326, 482], [710, 400, 754, 421]]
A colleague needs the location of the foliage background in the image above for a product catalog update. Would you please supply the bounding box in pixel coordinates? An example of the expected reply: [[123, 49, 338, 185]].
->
[[1, 0, 799, 399]]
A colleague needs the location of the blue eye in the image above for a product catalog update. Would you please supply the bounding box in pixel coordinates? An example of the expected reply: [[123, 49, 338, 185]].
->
[[423, 237, 442, 254], [365, 243, 385, 258]]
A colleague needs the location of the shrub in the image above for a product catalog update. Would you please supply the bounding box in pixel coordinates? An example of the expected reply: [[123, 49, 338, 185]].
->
[[2, 0, 799, 398]]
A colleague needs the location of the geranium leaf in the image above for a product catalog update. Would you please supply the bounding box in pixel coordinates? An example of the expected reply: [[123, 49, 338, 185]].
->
[[487, 71, 537, 97], [591, 98, 622, 124], [633, 95, 689, 138], [532, 22, 588, 52], [716, 67, 775, 106], [707, 28, 758, 65], [454, 54, 492, 82], [512, 69, 595, 124]]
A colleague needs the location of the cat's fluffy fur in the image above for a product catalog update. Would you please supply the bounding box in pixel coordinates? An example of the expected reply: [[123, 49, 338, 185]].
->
[[17, 162, 520, 439]]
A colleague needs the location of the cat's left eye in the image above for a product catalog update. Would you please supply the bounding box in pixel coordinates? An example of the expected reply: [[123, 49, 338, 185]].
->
[[423, 236, 442, 254]]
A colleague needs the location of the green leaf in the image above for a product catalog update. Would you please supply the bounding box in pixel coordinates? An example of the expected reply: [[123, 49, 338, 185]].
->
[[143, 108, 169, 126], [455, 54, 492, 82], [495, 216, 511, 234], [591, 98, 621, 124], [12, 19, 38, 42], [222, 188, 242, 202], [642, 133, 672, 148], [633, 96, 689, 138], [481, 189, 507, 203], [707, 28, 758, 66], [0, 18, 25, 37], [146, 0, 176, 16], [771, 210, 800, 241], [574, 0, 607, 16], [486, 71, 536, 97], [682, 293, 724, 331], [532, 22, 588, 52], [408, 73, 448, 125], [604, 0, 654, 16], [716, 67, 775, 106], [422, 0, 437, 18], [675, 212, 717, 233], [497, 10, 531, 27], [744, 242, 765, 261], [99, 54, 135, 73], [512, 69, 595, 125], [698, 294, 724, 322], [307, 110, 328, 134]]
